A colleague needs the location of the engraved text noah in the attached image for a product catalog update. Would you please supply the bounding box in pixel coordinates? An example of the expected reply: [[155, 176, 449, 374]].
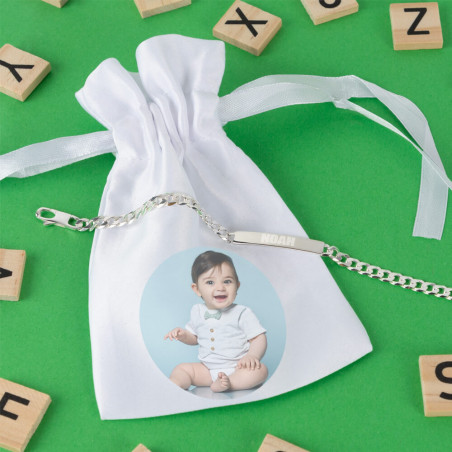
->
[[260, 233, 296, 247]]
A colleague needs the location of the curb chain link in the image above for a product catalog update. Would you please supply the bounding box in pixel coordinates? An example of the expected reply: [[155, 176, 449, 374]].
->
[[46, 192, 451, 302], [322, 245, 452, 301], [74, 192, 234, 242]]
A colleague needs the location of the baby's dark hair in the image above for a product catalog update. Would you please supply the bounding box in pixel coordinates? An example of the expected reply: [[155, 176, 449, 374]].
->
[[191, 251, 239, 283]]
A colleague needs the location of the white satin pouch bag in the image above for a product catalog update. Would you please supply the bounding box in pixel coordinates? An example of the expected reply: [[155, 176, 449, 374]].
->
[[2, 35, 376, 420], [75, 35, 372, 419]]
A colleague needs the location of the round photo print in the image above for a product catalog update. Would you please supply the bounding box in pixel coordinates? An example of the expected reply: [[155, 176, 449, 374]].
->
[[140, 248, 286, 400]]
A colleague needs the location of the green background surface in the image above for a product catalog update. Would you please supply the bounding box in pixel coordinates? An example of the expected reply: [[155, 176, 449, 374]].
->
[[1, 1, 451, 451]]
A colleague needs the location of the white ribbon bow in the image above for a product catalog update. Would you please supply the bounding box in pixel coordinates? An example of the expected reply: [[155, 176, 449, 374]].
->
[[0, 74, 450, 239]]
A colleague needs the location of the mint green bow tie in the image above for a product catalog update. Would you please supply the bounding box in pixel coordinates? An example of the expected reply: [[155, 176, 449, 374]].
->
[[204, 310, 221, 320]]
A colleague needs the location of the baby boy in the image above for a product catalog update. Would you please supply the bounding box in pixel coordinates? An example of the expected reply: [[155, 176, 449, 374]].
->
[[164, 251, 268, 393]]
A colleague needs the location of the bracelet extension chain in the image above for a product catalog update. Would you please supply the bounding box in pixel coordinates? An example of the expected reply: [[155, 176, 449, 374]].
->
[[36, 192, 452, 301]]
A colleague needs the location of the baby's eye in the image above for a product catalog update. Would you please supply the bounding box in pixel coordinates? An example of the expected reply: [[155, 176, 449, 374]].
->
[[224, 279, 233, 284], [206, 280, 214, 285]]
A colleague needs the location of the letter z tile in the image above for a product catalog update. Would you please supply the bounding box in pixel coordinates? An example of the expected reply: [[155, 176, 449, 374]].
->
[[390, 2, 443, 50]]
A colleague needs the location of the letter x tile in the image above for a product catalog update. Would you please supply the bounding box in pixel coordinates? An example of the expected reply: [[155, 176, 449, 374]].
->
[[0, 378, 51, 452], [0, 45, 51, 101], [213, 1, 282, 56]]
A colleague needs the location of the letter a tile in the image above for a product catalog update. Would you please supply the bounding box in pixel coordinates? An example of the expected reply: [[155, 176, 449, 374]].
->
[[0, 45, 51, 101], [213, 1, 282, 56], [258, 434, 310, 452], [390, 3, 443, 50], [134, 0, 191, 18], [300, 0, 359, 25], [0, 378, 51, 452], [0, 249, 26, 302], [419, 355, 452, 417]]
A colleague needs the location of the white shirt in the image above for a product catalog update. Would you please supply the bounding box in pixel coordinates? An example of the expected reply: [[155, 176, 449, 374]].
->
[[185, 303, 266, 370]]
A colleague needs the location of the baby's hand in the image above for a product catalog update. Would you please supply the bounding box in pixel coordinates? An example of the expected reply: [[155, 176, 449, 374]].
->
[[237, 354, 261, 371], [164, 327, 186, 341]]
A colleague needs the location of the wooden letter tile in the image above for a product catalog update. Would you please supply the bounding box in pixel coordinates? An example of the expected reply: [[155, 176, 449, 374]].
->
[[132, 445, 151, 452], [419, 355, 452, 417], [0, 378, 51, 452], [0, 45, 51, 101], [300, 0, 359, 25], [390, 3, 443, 50], [213, 1, 282, 56], [134, 0, 191, 18], [41, 0, 69, 7], [0, 249, 26, 302], [258, 434, 310, 452]]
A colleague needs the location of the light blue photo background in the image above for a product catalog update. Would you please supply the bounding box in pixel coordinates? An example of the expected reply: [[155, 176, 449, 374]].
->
[[140, 247, 286, 383]]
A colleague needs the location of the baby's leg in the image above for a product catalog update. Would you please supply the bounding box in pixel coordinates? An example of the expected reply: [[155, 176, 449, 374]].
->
[[169, 362, 212, 389], [227, 363, 268, 391]]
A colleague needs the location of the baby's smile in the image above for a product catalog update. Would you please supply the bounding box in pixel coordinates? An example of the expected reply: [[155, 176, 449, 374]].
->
[[192, 262, 240, 311], [214, 294, 228, 302]]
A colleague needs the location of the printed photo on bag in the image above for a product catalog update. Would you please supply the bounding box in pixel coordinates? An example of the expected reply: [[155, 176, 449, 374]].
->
[[140, 248, 286, 400]]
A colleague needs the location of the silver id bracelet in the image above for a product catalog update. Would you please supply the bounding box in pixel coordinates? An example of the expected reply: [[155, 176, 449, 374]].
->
[[36, 192, 452, 301]]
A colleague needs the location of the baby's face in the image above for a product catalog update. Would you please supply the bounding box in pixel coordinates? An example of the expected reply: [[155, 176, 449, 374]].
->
[[192, 263, 240, 310]]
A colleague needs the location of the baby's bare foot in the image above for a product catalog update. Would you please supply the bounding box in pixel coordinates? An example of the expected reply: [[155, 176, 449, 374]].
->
[[210, 372, 231, 393]]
